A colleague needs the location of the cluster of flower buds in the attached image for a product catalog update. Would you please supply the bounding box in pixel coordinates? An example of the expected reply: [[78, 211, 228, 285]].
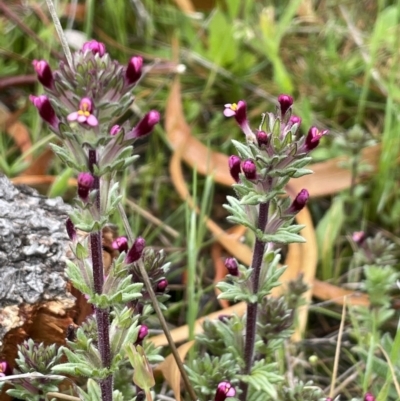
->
[[30, 40, 160, 179], [224, 95, 327, 242]]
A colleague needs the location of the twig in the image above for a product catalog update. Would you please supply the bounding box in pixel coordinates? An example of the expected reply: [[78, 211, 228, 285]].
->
[[117, 203, 198, 401], [45, 0, 73, 68], [329, 297, 347, 399]]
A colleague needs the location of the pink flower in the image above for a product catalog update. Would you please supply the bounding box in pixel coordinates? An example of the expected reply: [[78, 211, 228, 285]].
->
[[223, 101, 247, 124], [214, 381, 236, 401], [67, 98, 98, 127], [224, 101, 255, 141], [303, 126, 328, 152], [82, 40, 106, 56]]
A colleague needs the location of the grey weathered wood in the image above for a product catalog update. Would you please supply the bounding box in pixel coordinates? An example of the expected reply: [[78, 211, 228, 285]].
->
[[0, 174, 73, 340]]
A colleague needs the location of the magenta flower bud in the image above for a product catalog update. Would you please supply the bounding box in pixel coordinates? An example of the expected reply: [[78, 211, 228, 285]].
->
[[228, 155, 241, 183], [352, 231, 366, 245], [112, 236, 129, 253], [32, 60, 54, 89], [304, 126, 328, 151], [82, 40, 106, 56], [224, 257, 239, 276], [256, 130, 269, 147], [214, 381, 236, 401], [110, 124, 121, 136], [0, 361, 11, 377], [77, 172, 95, 201], [288, 189, 309, 213], [156, 279, 168, 292], [218, 314, 233, 323], [131, 110, 160, 138], [224, 100, 247, 127], [29, 95, 59, 131], [278, 94, 293, 118], [135, 324, 149, 344], [66, 218, 77, 241], [242, 159, 257, 180], [364, 393, 375, 401], [125, 237, 146, 264], [126, 56, 143, 85], [67, 97, 98, 127], [289, 115, 302, 126]]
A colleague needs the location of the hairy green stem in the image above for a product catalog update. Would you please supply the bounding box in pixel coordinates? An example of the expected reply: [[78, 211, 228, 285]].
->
[[240, 201, 269, 401], [89, 149, 112, 401], [117, 203, 198, 401]]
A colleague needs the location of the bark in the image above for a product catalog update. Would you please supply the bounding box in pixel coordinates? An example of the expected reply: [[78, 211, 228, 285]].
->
[[0, 173, 79, 369]]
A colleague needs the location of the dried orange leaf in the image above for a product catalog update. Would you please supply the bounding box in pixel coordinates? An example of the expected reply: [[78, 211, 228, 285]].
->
[[154, 341, 195, 401]]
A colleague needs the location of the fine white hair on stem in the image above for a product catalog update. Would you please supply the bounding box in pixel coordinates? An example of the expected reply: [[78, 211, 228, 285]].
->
[[45, 0, 73, 68]]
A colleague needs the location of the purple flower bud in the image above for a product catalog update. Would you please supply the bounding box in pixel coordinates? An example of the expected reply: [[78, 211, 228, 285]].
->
[[131, 110, 160, 138], [224, 257, 239, 276], [66, 218, 77, 241], [112, 236, 129, 253], [242, 159, 257, 180], [126, 56, 143, 85], [29, 95, 59, 131], [218, 314, 233, 323], [278, 94, 293, 118], [224, 100, 247, 127], [288, 189, 309, 213], [364, 393, 375, 401], [289, 115, 302, 126], [125, 237, 146, 264], [110, 124, 121, 136], [256, 130, 269, 147], [135, 324, 149, 344], [82, 40, 106, 56], [304, 126, 328, 151], [156, 279, 168, 292], [77, 172, 95, 201], [352, 231, 366, 245], [214, 381, 236, 401], [0, 361, 11, 377], [32, 60, 54, 89], [228, 155, 241, 183]]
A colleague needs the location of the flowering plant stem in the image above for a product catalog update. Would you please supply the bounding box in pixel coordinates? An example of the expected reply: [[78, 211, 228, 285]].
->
[[117, 203, 198, 401], [89, 149, 113, 401], [240, 201, 269, 401]]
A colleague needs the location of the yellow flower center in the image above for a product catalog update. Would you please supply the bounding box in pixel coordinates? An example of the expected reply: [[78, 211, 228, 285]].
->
[[230, 103, 238, 111]]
